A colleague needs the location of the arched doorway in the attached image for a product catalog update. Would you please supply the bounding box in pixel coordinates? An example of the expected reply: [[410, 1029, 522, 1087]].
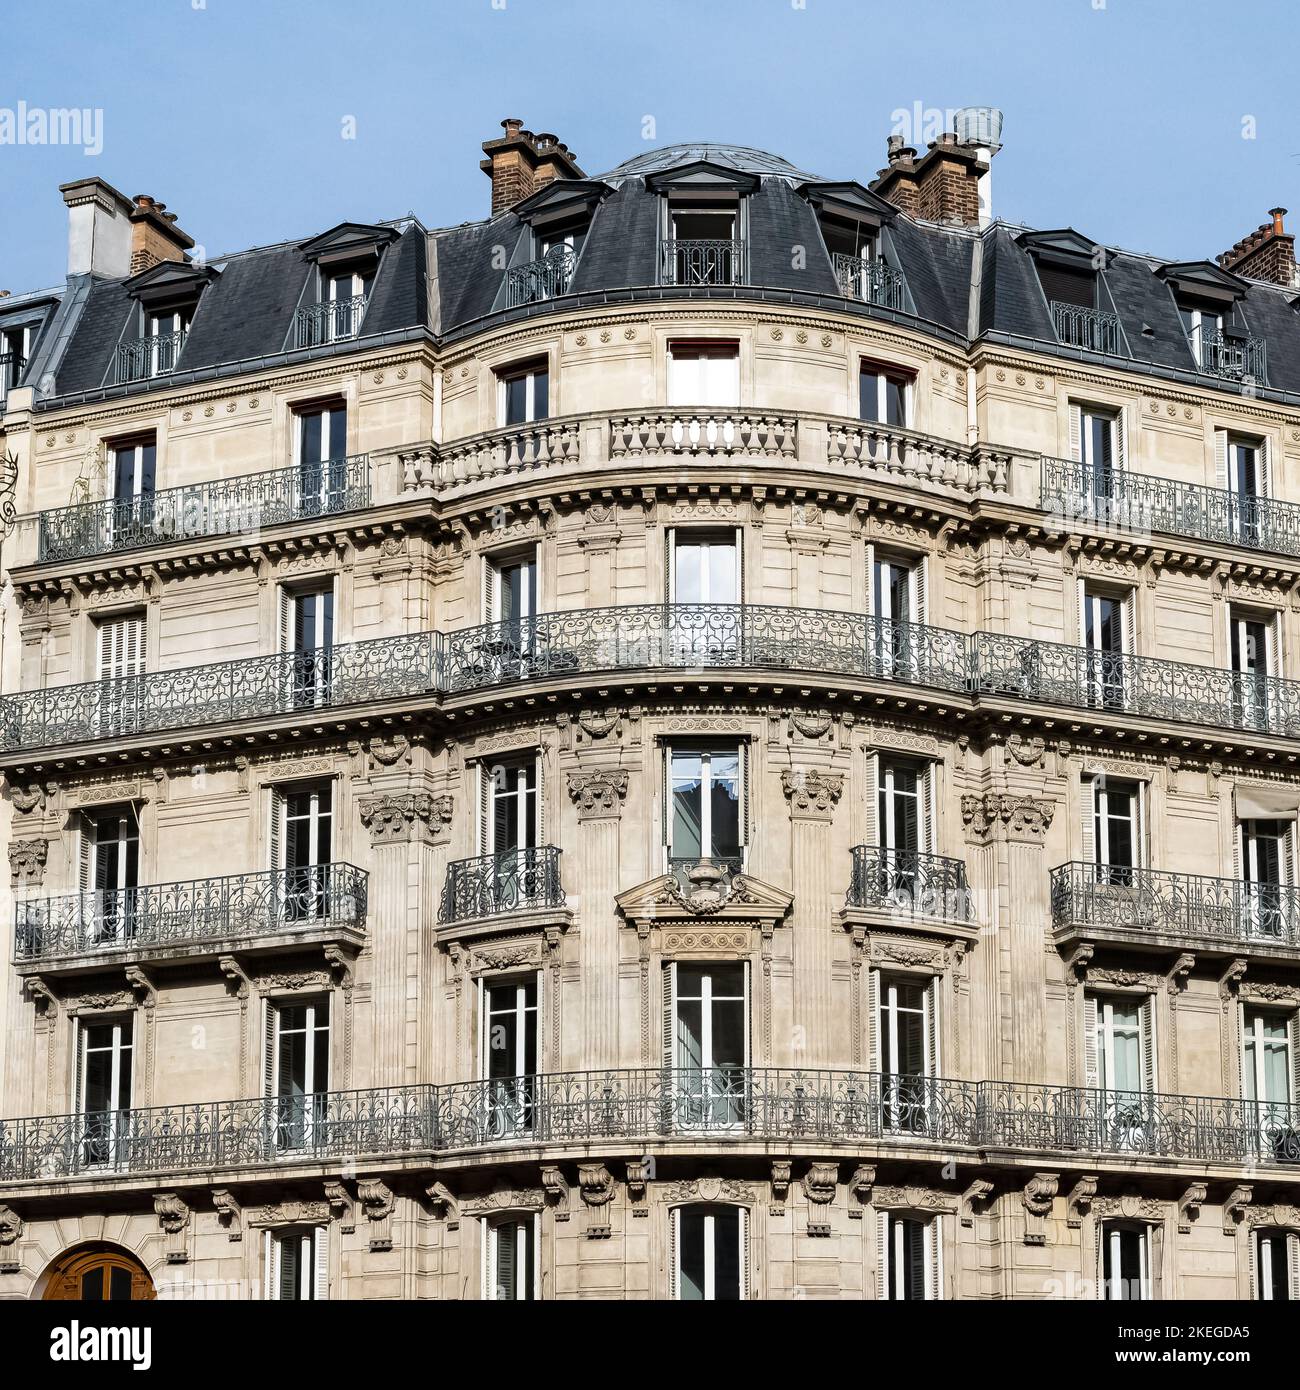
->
[[42, 1244, 155, 1301]]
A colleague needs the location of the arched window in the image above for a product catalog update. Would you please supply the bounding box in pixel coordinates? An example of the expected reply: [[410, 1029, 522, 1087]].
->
[[43, 1244, 154, 1301]]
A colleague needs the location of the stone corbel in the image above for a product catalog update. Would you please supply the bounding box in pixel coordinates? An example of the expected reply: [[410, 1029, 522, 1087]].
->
[[578, 1163, 615, 1239], [23, 975, 57, 1020], [368, 734, 412, 769], [961, 1180, 995, 1227], [218, 955, 251, 999], [540, 1165, 571, 1221], [126, 965, 156, 1008], [1066, 1176, 1098, 1228], [323, 944, 356, 990], [1021, 1173, 1059, 1246], [847, 1164, 875, 1218], [325, 1181, 356, 1233], [1219, 958, 1248, 1010], [426, 1181, 459, 1230], [625, 1159, 650, 1216], [212, 1189, 242, 1242], [358, 1180, 395, 1252], [1167, 953, 1195, 994], [1177, 1183, 1207, 1234], [0, 1203, 23, 1272], [769, 1159, 792, 1216], [802, 1163, 838, 1237], [1223, 1185, 1253, 1237], [1064, 943, 1094, 986], [153, 1192, 191, 1264]]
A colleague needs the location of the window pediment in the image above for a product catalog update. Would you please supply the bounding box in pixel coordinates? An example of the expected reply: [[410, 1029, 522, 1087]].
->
[[799, 180, 897, 228], [297, 221, 399, 267], [617, 867, 792, 936], [1017, 227, 1102, 272], [123, 259, 218, 309], [646, 160, 759, 196], [1156, 259, 1247, 306], [513, 179, 612, 229]]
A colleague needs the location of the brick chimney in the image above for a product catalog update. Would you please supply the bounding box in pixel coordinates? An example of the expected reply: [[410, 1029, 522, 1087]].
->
[[480, 118, 585, 216], [870, 131, 988, 227], [128, 194, 194, 274], [1217, 208, 1297, 288]]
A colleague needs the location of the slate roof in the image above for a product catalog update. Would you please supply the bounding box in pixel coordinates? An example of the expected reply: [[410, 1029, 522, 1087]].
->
[[8, 143, 1300, 410]]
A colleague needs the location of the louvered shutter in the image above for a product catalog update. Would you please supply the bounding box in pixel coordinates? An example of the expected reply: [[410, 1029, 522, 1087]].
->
[[534, 756, 544, 846], [1249, 1230, 1259, 1301], [921, 762, 935, 856], [1083, 994, 1100, 1088], [907, 1218, 925, 1299], [740, 742, 750, 851], [925, 977, 939, 1078], [865, 543, 877, 618], [1076, 577, 1088, 648], [1139, 995, 1156, 1093], [864, 752, 879, 848], [72, 1018, 83, 1116], [263, 998, 277, 1097], [877, 1211, 890, 1300], [1261, 437, 1273, 498], [1238, 1002, 1248, 1100], [912, 557, 926, 626], [1135, 780, 1147, 869], [1269, 614, 1283, 681], [313, 1225, 328, 1300], [497, 1223, 515, 1301], [78, 818, 92, 892], [1289, 1233, 1300, 1301], [927, 1218, 942, 1302], [662, 962, 677, 1074], [867, 968, 881, 1073], [662, 747, 671, 860], [1290, 1013, 1300, 1104], [734, 526, 744, 604], [1121, 590, 1136, 656], [269, 788, 285, 871], [1068, 404, 1082, 462], [1094, 1222, 1105, 1301], [1114, 409, 1127, 475], [1081, 776, 1098, 865], [1147, 1225, 1160, 1300], [478, 763, 490, 856], [278, 587, 293, 653], [481, 1220, 492, 1301], [666, 529, 676, 603], [668, 1208, 679, 1300], [484, 556, 497, 622], [738, 1207, 750, 1301], [1215, 431, 1229, 491]]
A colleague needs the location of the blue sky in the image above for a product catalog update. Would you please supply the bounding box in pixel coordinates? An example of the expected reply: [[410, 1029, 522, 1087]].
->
[[2, 0, 1298, 290]]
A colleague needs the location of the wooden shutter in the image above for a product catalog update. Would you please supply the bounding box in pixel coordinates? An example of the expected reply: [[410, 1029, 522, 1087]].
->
[[1083, 994, 1099, 1088], [876, 1211, 890, 1300], [1270, 614, 1284, 681], [313, 1225, 328, 1300], [666, 528, 676, 603], [72, 1018, 83, 1116], [1135, 780, 1147, 869], [1068, 404, 1082, 462], [1214, 431, 1229, 491], [1289, 1233, 1300, 1302], [278, 587, 294, 653], [734, 526, 744, 604], [864, 752, 879, 848], [1290, 1013, 1300, 1105], [865, 543, 876, 617], [1139, 994, 1156, 1092], [78, 818, 92, 893], [1121, 590, 1136, 656], [1114, 409, 1127, 475], [740, 742, 750, 850], [912, 557, 927, 626], [907, 1219, 925, 1298], [1081, 776, 1098, 864], [662, 962, 677, 1073], [478, 763, 491, 856], [481, 1219, 493, 1301], [263, 998, 277, 1097], [867, 967, 881, 1073], [1261, 437, 1273, 498], [1076, 577, 1088, 648], [924, 976, 939, 1078], [921, 762, 935, 855], [534, 756, 545, 846], [1238, 1002, 1248, 1100], [497, 1223, 516, 1301]]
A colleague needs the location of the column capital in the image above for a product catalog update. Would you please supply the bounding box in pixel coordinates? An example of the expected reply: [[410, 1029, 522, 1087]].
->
[[781, 768, 843, 821], [961, 792, 1054, 843], [566, 769, 628, 820], [358, 791, 452, 845]]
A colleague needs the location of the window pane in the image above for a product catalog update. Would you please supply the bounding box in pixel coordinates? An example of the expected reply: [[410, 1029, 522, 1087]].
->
[[678, 1209, 706, 1299], [671, 754, 703, 859], [860, 370, 880, 422], [533, 369, 549, 420], [713, 1207, 741, 1300], [885, 377, 907, 426], [505, 375, 527, 425]]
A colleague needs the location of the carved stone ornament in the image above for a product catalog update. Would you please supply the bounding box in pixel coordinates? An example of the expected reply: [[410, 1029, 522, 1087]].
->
[[802, 1162, 838, 1235], [847, 1164, 876, 1217], [961, 793, 1054, 843], [661, 1178, 755, 1204], [358, 1180, 395, 1252], [1223, 1185, 1254, 1236], [368, 734, 411, 767], [10, 784, 45, 815], [1021, 1172, 1058, 1245], [961, 1180, 995, 1227], [541, 1165, 571, 1221], [770, 1160, 793, 1215], [8, 838, 47, 888], [250, 1201, 330, 1226], [1066, 1176, 1098, 1228], [358, 792, 438, 845], [578, 1164, 615, 1210], [1177, 1183, 1207, 1234], [791, 711, 833, 740], [0, 1203, 23, 1248], [426, 1181, 459, 1229], [655, 860, 762, 916], [212, 1189, 241, 1242], [1092, 1192, 1166, 1222], [325, 1181, 356, 1233], [1006, 734, 1046, 767], [566, 769, 629, 819], [781, 768, 844, 819], [869, 1185, 956, 1213], [154, 1192, 191, 1264]]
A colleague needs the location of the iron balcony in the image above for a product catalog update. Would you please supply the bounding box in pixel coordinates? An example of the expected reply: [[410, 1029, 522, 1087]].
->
[[831, 254, 907, 310], [1042, 455, 1300, 561], [847, 846, 974, 923], [37, 455, 371, 564], [13, 863, 368, 966], [1050, 301, 1123, 356], [294, 295, 367, 349], [439, 847, 565, 924], [7, 603, 1300, 754], [116, 331, 186, 383], [1051, 861, 1300, 949], [507, 244, 577, 307], [660, 238, 745, 287], [2, 1068, 1297, 1182], [1197, 330, 1267, 385]]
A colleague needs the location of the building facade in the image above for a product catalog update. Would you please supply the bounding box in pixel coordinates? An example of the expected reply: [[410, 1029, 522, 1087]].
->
[[1, 121, 1300, 1301]]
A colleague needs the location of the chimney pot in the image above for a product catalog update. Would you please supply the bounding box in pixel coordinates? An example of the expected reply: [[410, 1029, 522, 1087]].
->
[[1272, 207, 1287, 234]]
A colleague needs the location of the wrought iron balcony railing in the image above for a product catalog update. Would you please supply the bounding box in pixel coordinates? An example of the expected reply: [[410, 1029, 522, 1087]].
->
[[847, 846, 974, 922], [14, 863, 368, 964], [507, 244, 577, 307], [116, 331, 186, 383], [37, 455, 371, 564], [1042, 455, 1300, 560], [660, 238, 745, 287], [294, 295, 367, 349], [0, 351, 24, 410], [970, 628, 1300, 737], [831, 254, 906, 310], [1051, 301, 1123, 356], [2, 1069, 1297, 1182], [1195, 330, 1267, 384], [1050, 861, 1300, 948], [439, 847, 564, 923]]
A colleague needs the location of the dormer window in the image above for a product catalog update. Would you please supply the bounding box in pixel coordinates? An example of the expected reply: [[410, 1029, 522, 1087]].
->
[[800, 181, 904, 309], [1018, 229, 1121, 355], [648, 161, 756, 288], [0, 324, 30, 408], [1157, 260, 1265, 384], [506, 180, 611, 308], [294, 223, 398, 350], [116, 260, 216, 384]]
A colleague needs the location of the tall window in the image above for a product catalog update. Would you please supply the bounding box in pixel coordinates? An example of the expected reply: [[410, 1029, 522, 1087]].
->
[[321, 265, 371, 341], [110, 438, 157, 544], [1242, 1008, 1294, 1108], [296, 403, 348, 514], [1085, 992, 1154, 1109], [272, 783, 332, 922], [481, 759, 543, 911], [266, 994, 329, 1151], [665, 962, 748, 1127], [483, 1217, 537, 1301], [485, 550, 539, 674], [859, 363, 909, 427], [481, 975, 538, 1137], [144, 307, 187, 376], [1072, 404, 1120, 506], [1256, 1230, 1300, 1301], [1079, 583, 1130, 710], [264, 1227, 327, 1301], [672, 1206, 746, 1300], [1101, 1223, 1151, 1300], [667, 342, 740, 408], [670, 530, 739, 604], [500, 360, 549, 426], [876, 973, 937, 1134], [1087, 778, 1142, 885], [668, 746, 742, 870], [878, 1212, 940, 1300], [870, 551, 923, 677], [83, 807, 139, 945], [1230, 607, 1276, 732], [1179, 303, 1221, 371], [279, 584, 334, 710], [95, 611, 146, 737], [665, 208, 741, 286], [1241, 818, 1290, 939], [78, 1015, 132, 1167], [1217, 434, 1265, 547]]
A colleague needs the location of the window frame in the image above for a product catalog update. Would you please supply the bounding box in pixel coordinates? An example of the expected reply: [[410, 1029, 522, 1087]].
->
[[670, 1204, 748, 1301], [665, 742, 745, 868], [858, 360, 911, 427], [497, 358, 550, 426]]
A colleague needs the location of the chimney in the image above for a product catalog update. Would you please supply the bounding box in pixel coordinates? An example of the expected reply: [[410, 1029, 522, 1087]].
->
[[128, 194, 194, 274], [870, 131, 989, 228], [1217, 208, 1297, 288], [59, 177, 135, 277], [480, 118, 585, 216]]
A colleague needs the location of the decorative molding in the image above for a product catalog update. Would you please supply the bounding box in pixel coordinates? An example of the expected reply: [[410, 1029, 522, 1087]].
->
[[962, 793, 1054, 843], [780, 768, 844, 820], [153, 1192, 191, 1264], [1177, 1183, 1207, 1234], [1223, 1185, 1254, 1236], [0, 1203, 24, 1265], [801, 1163, 838, 1238], [8, 838, 47, 888], [660, 1177, 756, 1204], [869, 1185, 957, 1214], [847, 1164, 876, 1217], [1006, 734, 1046, 768], [426, 1181, 459, 1229], [541, 1165, 571, 1221], [770, 1160, 792, 1215], [10, 784, 45, 816], [211, 1189, 241, 1242], [1066, 1176, 1098, 1228], [324, 1181, 356, 1233], [565, 768, 629, 820], [358, 792, 440, 845], [578, 1163, 615, 1238], [961, 1180, 995, 1227], [1021, 1173, 1059, 1245], [358, 1179, 395, 1251]]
